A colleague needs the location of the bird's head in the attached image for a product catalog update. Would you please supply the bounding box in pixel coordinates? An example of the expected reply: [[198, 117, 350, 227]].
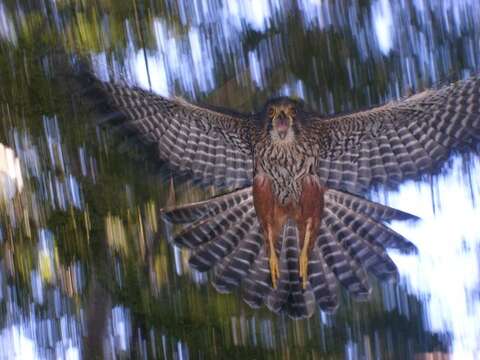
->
[[260, 97, 304, 143]]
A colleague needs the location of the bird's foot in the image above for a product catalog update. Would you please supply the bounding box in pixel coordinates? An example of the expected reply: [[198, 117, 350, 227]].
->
[[269, 253, 280, 289], [299, 250, 309, 289]]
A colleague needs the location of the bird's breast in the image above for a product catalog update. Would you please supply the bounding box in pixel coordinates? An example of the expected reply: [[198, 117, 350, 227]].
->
[[255, 142, 316, 205]]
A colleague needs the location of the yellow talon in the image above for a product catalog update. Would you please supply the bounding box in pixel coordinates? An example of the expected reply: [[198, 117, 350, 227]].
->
[[299, 218, 313, 289], [269, 253, 280, 289], [299, 250, 309, 289]]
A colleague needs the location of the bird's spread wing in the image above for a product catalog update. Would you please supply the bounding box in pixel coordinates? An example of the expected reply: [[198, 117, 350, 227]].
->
[[307, 76, 480, 193], [89, 79, 254, 189]]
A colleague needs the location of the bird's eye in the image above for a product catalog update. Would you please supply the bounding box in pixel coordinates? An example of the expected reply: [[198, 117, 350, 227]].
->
[[268, 107, 275, 117]]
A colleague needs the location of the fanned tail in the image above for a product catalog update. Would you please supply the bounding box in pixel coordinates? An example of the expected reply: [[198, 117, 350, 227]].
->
[[266, 221, 316, 318], [162, 187, 252, 224], [161, 186, 418, 319]]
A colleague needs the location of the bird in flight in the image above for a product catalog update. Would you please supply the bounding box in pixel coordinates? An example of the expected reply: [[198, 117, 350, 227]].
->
[[87, 72, 480, 319]]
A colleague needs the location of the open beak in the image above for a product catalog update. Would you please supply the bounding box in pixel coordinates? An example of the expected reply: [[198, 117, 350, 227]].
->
[[275, 113, 290, 139]]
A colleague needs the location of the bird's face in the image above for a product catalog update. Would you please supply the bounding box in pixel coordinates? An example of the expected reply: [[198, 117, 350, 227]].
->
[[264, 98, 302, 142]]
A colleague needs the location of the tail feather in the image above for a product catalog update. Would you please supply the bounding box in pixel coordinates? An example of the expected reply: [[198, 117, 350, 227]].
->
[[337, 204, 417, 253], [265, 225, 292, 313], [242, 247, 272, 309], [189, 208, 256, 272], [162, 187, 251, 224], [266, 221, 315, 318], [324, 189, 418, 222], [174, 196, 253, 248], [318, 225, 372, 300], [307, 247, 338, 311], [212, 226, 263, 293], [161, 185, 419, 319], [325, 205, 398, 281]]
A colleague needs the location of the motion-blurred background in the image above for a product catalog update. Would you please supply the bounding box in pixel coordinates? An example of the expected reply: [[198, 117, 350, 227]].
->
[[0, 0, 479, 359]]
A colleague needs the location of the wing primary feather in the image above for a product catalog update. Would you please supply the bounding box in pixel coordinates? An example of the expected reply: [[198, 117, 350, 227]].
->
[[309, 75, 480, 193], [85, 77, 254, 190]]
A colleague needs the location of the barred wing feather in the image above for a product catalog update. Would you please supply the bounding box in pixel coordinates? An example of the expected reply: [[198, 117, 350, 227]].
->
[[309, 76, 480, 193], [88, 78, 255, 190]]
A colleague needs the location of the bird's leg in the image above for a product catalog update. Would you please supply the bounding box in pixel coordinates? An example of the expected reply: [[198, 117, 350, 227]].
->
[[299, 218, 312, 289], [267, 224, 280, 289]]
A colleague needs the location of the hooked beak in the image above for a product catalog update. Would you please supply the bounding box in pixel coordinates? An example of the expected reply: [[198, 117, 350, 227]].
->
[[274, 113, 290, 139]]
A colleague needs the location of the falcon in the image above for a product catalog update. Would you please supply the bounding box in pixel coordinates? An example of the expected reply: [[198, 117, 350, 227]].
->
[[86, 73, 480, 319]]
